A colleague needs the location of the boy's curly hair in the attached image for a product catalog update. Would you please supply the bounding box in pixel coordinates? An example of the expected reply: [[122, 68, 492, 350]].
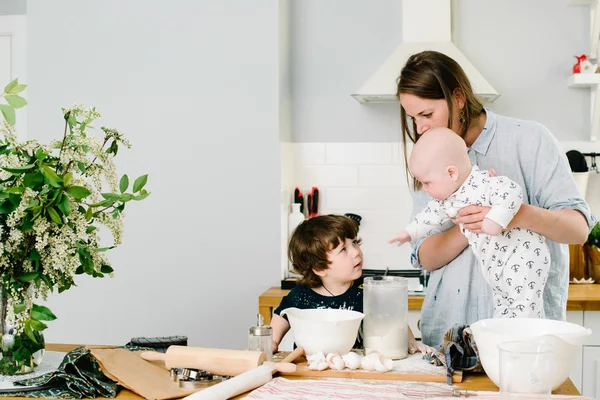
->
[[288, 214, 360, 288]]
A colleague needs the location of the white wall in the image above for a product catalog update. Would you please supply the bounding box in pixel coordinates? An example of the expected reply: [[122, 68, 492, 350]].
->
[[27, 0, 282, 349], [291, 0, 592, 143]]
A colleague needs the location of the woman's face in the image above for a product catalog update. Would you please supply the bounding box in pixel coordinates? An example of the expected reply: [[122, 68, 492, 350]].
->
[[400, 94, 461, 136]]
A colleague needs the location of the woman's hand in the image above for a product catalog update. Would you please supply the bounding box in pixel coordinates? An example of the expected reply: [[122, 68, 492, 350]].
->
[[453, 205, 491, 234]]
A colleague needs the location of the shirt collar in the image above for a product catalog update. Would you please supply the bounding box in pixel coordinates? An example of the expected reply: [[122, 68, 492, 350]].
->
[[469, 108, 497, 156]]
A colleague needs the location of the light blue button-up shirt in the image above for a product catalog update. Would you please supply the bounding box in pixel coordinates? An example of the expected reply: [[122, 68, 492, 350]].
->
[[411, 109, 595, 348]]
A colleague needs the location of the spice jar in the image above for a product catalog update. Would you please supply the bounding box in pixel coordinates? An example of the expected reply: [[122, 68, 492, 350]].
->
[[248, 313, 273, 361]]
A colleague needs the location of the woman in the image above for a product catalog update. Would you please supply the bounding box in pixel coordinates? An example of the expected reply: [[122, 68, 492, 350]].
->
[[396, 50, 593, 348]]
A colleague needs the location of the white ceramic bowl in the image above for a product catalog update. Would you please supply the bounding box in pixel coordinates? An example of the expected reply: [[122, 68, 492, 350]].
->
[[471, 318, 592, 390], [280, 307, 364, 356]]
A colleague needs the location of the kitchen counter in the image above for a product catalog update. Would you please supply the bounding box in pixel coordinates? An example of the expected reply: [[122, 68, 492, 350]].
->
[[4, 344, 571, 399], [258, 284, 600, 324]]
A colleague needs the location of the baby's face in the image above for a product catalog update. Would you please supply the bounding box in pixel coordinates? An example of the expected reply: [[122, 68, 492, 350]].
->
[[412, 165, 458, 200]]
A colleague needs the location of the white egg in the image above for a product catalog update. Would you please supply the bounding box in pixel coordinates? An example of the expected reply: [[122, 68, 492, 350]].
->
[[373, 355, 394, 372], [326, 353, 345, 370], [342, 352, 363, 370], [361, 351, 380, 371]]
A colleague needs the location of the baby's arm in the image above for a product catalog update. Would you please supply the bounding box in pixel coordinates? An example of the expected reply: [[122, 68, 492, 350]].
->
[[483, 176, 523, 236], [271, 314, 290, 353], [389, 199, 450, 245]]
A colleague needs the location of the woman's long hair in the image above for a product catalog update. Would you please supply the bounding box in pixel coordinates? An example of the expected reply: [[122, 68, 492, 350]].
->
[[396, 51, 483, 190]]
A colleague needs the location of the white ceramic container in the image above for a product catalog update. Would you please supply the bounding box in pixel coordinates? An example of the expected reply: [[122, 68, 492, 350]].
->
[[280, 307, 364, 356], [470, 318, 592, 391]]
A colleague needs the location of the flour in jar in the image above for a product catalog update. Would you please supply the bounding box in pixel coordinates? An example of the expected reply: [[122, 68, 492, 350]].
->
[[364, 323, 408, 360]]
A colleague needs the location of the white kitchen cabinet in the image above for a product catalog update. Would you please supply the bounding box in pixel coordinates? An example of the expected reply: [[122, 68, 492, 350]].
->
[[582, 346, 600, 398], [567, 311, 584, 393]]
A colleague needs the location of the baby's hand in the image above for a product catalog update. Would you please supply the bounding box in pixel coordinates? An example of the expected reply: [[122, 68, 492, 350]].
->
[[388, 231, 411, 247]]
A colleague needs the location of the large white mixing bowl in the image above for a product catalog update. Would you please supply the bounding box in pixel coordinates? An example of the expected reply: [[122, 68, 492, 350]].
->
[[280, 307, 364, 356], [471, 318, 592, 390]]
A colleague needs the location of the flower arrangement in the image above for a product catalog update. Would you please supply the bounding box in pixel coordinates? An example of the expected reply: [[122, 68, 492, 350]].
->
[[0, 79, 149, 374]]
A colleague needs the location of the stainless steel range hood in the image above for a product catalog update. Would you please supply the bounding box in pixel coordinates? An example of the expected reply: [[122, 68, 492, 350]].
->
[[352, 0, 499, 104]]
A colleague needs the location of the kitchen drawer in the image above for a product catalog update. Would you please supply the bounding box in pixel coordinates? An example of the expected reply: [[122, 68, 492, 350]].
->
[[584, 311, 600, 346], [582, 346, 600, 398], [567, 311, 584, 393]]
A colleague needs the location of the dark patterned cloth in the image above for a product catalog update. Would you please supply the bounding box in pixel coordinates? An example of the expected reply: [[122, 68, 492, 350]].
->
[[0, 346, 118, 398], [424, 324, 484, 385]]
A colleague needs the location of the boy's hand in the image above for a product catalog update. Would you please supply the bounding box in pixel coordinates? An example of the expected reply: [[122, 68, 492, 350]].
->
[[388, 231, 411, 246], [408, 338, 437, 356]]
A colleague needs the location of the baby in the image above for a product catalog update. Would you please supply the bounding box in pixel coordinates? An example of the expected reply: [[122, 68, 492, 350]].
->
[[389, 127, 550, 318], [272, 214, 430, 355]]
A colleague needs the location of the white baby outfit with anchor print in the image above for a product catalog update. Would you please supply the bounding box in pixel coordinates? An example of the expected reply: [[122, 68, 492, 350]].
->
[[405, 165, 550, 318]]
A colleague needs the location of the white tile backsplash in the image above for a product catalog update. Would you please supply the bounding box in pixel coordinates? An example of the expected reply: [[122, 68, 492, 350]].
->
[[296, 143, 326, 165], [358, 165, 408, 187], [295, 165, 358, 187], [326, 143, 393, 165], [326, 187, 411, 211]]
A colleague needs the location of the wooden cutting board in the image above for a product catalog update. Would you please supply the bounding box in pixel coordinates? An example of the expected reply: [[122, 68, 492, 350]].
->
[[273, 352, 462, 383]]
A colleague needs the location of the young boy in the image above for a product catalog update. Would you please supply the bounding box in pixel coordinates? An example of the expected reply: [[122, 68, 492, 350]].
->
[[389, 127, 550, 319], [272, 214, 429, 355]]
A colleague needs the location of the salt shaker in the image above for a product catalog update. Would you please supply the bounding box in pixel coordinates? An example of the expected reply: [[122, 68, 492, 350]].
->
[[248, 313, 273, 361]]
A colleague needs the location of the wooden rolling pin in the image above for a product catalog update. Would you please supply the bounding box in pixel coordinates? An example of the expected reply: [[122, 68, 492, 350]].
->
[[182, 346, 305, 400], [139, 346, 266, 376]]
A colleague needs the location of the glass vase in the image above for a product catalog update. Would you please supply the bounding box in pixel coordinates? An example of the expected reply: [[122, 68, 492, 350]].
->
[[0, 286, 45, 375]]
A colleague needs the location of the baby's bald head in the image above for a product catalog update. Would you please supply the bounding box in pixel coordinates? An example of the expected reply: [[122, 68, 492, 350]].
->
[[409, 127, 472, 199]]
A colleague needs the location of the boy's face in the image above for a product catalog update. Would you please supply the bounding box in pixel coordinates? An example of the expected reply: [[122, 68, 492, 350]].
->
[[320, 237, 363, 284]]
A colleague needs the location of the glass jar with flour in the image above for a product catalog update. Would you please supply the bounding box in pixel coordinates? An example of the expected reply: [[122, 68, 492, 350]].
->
[[363, 276, 408, 359]]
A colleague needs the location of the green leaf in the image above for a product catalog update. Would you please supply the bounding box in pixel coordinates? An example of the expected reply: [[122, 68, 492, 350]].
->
[[57, 195, 71, 216], [86, 226, 97, 233], [133, 175, 148, 193], [4, 95, 27, 109], [89, 199, 114, 207], [85, 206, 92, 221], [65, 185, 91, 199], [119, 174, 129, 193], [77, 162, 86, 173], [13, 303, 26, 314], [4, 187, 24, 194], [63, 172, 72, 186], [23, 172, 44, 188], [100, 264, 114, 274], [3, 164, 35, 174], [4, 78, 18, 93], [29, 320, 48, 331], [0, 199, 19, 214], [10, 84, 27, 94], [119, 193, 134, 202], [24, 322, 38, 343], [93, 246, 115, 252], [34, 148, 47, 161], [40, 275, 53, 291], [32, 304, 57, 321], [21, 215, 34, 232], [75, 265, 84, 275], [34, 276, 41, 288], [29, 248, 41, 261], [0, 104, 15, 126], [17, 272, 39, 282], [47, 206, 62, 225], [101, 193, 121, 201], [41, 165, 63, 188]]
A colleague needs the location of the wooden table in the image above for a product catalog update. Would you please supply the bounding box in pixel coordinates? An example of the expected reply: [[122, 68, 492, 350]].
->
[[0, 344, 574, 399], [258, 284, 600, 324]]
